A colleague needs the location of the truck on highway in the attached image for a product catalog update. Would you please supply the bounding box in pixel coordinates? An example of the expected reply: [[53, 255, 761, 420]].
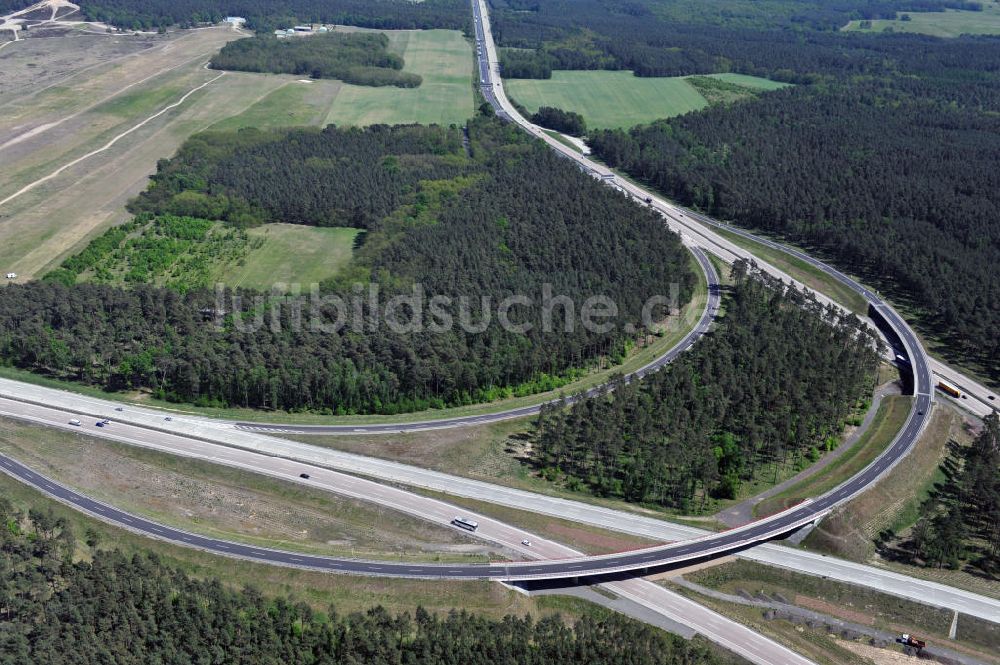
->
[[936, 379, 961, 399], [898, 634, 926, 650]]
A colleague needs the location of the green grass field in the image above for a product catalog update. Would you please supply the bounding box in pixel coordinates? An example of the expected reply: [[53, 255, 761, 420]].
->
[[209, 79, 340, 131], [508, 71, 707, 129], [219, 224, 361, 290], [208, 29, 474, 130], [506, 70, 786, 129], [843, 3, 1000, 37], [324, 29, 474, 126], [704, 73, 789, 90]]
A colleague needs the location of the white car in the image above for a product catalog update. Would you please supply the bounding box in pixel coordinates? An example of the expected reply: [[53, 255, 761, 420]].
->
[[68, 419, 81, 426], [521, 539, 532, 547]]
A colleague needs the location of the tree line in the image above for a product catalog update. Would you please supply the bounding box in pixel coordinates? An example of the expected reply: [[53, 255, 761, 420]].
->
[[531, 106, 586, 136], [74, 0, 470, 32], [0, 498, 740, 664], [531, 260, 882, 512], [8, 118, 694, 415], [490, 0, 984, 80], [884, 414, 1000, 578], [210, 32, 422, 88]]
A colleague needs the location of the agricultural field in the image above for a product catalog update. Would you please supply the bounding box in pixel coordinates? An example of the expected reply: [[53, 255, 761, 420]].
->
[[506, 70, 787, 129], [842, 3, 1000, 37], [213, 29, 475, 131], [52, 217, 361, 291], [0, 26, 472, 281], [323, 28, 474, 126]]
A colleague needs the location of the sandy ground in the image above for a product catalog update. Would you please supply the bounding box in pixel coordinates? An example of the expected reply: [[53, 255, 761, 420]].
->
[[0, 28, 281, 278], [838, 640, 922, 664]]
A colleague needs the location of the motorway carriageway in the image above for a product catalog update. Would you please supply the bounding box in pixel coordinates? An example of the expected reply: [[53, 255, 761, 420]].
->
[[0, 399, 816, 665], [3, 381, 995, 620], [0, 395, 825, 582]]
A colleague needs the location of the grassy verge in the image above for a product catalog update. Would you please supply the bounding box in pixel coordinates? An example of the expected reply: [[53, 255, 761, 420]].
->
[[293, 418, 694, 523], [803, 402, 1000, 600], [0, 250, 710, 425], [542, 129, 583, 153], [0, 416, 493, 564], [0, 425, 749, 647], [680, 559, 1000, 661], [754, 395, 911, 518], [710, 225, 869, 314], [0, 465, 544, 619]]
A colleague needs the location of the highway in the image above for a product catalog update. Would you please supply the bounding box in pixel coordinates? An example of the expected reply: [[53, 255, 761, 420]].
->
[[0, 394, 824, 582], [1, 386, 996, 625], [0, 0, 991, 638], [0, 402, 816, 665], [0, 0, 981, 602]]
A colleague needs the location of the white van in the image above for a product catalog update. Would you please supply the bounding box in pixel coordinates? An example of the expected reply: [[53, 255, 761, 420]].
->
[[68, 419, 81, 426]]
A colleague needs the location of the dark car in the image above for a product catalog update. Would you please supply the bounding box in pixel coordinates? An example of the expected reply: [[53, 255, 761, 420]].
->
[[299, 473, 310, 479], [95, 421, 107, 427]]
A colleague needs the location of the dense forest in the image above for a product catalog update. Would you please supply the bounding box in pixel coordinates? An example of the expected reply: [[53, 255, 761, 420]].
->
[[14, 119, 694, 414], [0, 0, 34, 13], [210, 32, 421, 87], [531, 260, 882, 511], [74, 0, 468, 32], [0, 499, 737, 664], [531, 106, 586, 136], [882, 414, 1000, 578], [485, 0, 1000, 385], [589, 74, 1000, 384], [490, 0, 983, 80]]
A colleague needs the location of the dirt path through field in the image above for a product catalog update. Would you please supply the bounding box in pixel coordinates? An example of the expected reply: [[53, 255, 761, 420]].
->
[[0, 72, 226, 209]]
